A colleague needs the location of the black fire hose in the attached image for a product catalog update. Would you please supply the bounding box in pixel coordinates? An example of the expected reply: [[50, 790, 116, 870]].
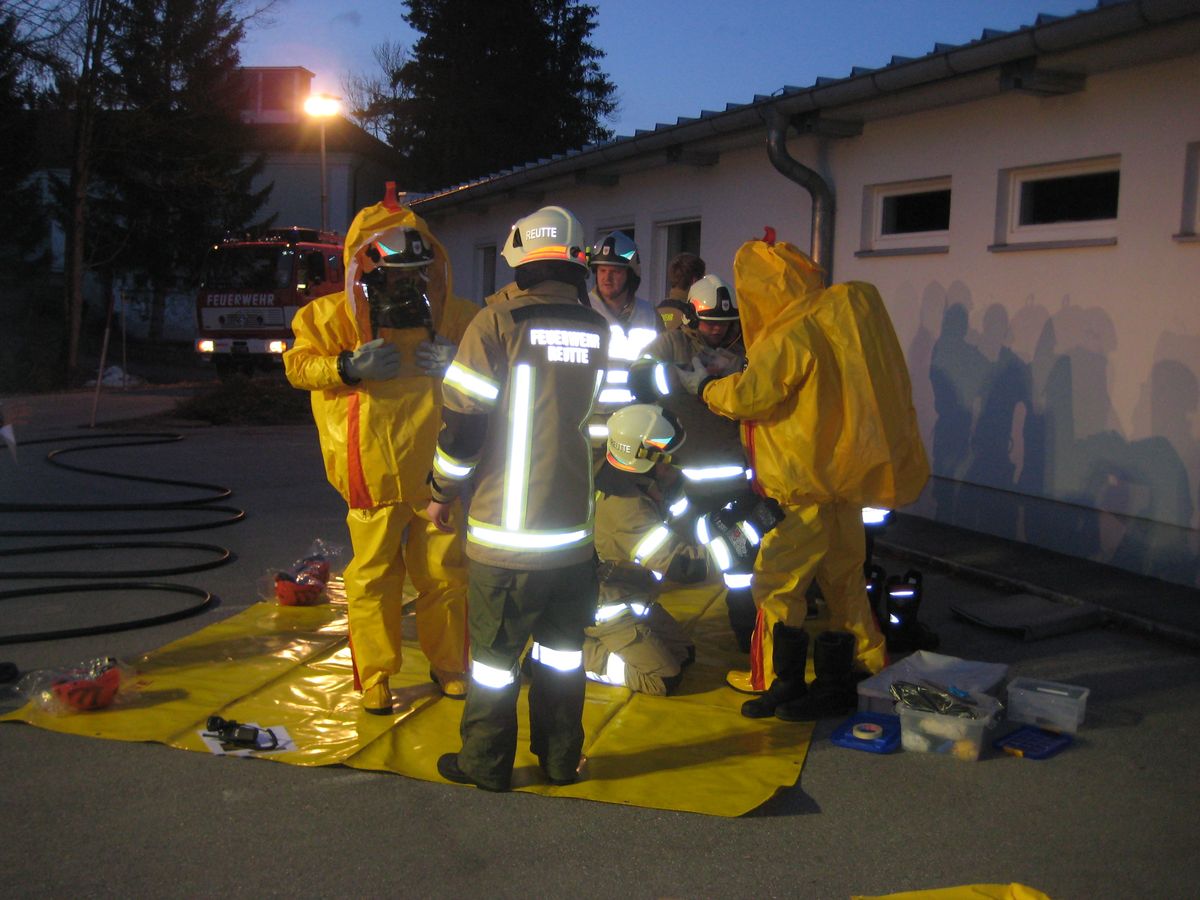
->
[[0, 432, 243, 645]]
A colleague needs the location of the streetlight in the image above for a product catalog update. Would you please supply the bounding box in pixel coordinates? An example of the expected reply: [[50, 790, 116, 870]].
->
[[303, 93, 340, 232]]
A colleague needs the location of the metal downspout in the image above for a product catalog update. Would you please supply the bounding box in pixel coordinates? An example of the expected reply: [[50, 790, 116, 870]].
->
[[765, 107, 835, 280]]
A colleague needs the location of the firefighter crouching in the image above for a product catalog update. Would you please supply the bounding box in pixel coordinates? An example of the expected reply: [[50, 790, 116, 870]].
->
[[638, 274, 756, 652]]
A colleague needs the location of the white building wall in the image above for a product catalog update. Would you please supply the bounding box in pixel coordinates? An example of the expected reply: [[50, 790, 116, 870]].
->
[[425, 50, 1200, 586]]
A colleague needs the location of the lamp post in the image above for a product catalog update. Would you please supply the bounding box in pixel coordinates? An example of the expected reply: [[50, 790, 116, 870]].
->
[[303, 93, 340, 232]]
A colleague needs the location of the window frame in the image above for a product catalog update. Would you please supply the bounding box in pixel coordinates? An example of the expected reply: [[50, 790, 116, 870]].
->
[[858, 176, 951, 257], [993, 155, 1120, 251]]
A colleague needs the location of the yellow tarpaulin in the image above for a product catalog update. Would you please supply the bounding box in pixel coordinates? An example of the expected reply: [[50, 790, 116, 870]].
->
[[1, 583, 812, 817]]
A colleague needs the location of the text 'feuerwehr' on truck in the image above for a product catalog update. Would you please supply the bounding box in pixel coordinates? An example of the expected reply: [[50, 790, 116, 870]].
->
[[195, 226, 343, 379]]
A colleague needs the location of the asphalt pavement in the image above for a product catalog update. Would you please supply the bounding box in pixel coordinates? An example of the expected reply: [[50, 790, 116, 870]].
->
[[1, 386, 1198, 899]]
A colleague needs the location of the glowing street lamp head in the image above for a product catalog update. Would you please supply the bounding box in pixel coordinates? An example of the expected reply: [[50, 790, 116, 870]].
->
[[303, 93, 340, 118]]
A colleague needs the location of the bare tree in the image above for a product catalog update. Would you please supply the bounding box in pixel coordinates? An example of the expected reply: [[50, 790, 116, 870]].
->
[[341, 40, 409, 143]]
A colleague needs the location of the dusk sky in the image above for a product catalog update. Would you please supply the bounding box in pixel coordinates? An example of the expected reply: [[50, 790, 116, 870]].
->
[[241, 0, 1095, 137]]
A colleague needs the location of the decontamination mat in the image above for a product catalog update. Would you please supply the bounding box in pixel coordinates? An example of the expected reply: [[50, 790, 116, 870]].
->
[[1, 583, 811, 817]]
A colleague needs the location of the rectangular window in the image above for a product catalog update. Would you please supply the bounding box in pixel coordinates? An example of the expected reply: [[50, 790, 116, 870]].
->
[[881, 189, 951, 234], [859, 177, 951, 256], [663, 220, 701, 295], [993, 155, 1120, 250], [1018, 170, 1119, 225]]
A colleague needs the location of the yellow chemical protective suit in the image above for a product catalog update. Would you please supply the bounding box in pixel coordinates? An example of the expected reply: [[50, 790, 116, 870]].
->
[[700, 241, 929, 687], [284, 199, 479, 695]]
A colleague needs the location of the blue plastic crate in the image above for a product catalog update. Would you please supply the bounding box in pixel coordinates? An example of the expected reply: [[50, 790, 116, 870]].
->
[[830, 712, 901, 754]]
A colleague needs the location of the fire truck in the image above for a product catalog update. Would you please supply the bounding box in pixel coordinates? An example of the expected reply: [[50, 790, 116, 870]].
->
[[195, 226, 344, 378]]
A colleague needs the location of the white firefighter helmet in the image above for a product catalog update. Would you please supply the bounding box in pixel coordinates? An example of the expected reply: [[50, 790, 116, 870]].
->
[[589, 230, 642, 290], [359, 227, 434, 270], [501, 206, 589, 270], [606, 403, 685, 473], [688, 274, 738, 322]]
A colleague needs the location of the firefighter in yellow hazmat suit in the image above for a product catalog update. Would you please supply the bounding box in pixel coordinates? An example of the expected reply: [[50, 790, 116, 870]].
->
[[679, 237, 929, 720], [284, 192, 479, 715]]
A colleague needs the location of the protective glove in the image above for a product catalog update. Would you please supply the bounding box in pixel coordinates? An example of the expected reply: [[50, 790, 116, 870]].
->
[[675, 355, 709, 395], [415, 334, 456, 376], [341, 338, 401, 382]]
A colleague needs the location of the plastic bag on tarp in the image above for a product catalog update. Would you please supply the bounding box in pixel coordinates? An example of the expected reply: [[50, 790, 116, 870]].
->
[[261, 538, 347, 606], [15, 657, 138, 715]]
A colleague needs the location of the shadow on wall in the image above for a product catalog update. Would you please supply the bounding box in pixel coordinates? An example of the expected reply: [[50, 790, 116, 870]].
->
[[912, 282, 1198, 588]]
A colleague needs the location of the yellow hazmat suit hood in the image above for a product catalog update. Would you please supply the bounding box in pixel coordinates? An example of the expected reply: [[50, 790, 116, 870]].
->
[[704, 239, 929, 508], [284, 195, 479, 509], [342, 197, 456, 342]]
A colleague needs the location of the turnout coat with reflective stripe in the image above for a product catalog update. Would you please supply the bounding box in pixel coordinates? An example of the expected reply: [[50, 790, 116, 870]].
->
[[441, 281, 609, 570]]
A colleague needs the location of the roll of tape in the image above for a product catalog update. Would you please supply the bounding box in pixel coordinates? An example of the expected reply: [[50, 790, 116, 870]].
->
[[852, 722, 884, 741]]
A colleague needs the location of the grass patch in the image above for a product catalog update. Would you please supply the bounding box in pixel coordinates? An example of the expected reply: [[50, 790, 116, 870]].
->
[[172, 375, 312, 425]]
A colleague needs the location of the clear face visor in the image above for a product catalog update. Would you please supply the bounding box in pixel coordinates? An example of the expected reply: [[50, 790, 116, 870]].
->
[[362, 266, 431, 332]]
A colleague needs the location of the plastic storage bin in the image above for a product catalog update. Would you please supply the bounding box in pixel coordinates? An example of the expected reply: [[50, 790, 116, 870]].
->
[[857, 651, 1009, 714], [1006, 677, 1089, 734], [897, 693, 1001, 761]]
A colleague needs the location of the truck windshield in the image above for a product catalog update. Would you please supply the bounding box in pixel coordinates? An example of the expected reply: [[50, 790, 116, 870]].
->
[[201, 245, 294, 292]]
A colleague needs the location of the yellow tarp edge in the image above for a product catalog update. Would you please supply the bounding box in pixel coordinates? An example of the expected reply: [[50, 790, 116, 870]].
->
[[1, 584, 812, 817]]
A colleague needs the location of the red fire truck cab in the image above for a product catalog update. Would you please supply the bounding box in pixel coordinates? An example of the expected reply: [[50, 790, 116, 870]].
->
[[195, 226, 344, 377]]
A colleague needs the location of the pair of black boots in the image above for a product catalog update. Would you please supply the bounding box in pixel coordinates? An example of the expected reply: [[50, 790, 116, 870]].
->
[[741, 625, 858, 721]]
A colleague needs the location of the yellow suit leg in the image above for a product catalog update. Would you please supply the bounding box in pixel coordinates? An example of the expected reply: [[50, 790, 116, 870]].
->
[[814, 501, 887, 674], [404, 500, 469, 675], [749, 502, 825, 691], [344, 504, 412, 691]]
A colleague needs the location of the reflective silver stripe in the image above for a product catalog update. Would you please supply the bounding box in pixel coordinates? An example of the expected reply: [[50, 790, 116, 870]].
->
[[668, 495, 689, 518], [681, 465, 747, 482], [724, 572, 753, 589], [653, 363, 670, 396], [709, 536, 732, 571], [632, 524, 670, 564], [433, 447, 474, 480], [628, 602, 648, 617], [605, 369, 629, 384], [531, 642, 583, 672], [595, 603, 630, 623], [740, 521, 761, 546], [588, 423, 609, 439], [586, 652, 626, 687], [503, 363, 534, 530], [468, 520, 592, 551], [605, 326, 657, 362], [598, 387, 635, 406], [471, 659, 515, 688], [444, 360, 500, 403], [651, 570, 663, 581], [695, 516, 710, 545]]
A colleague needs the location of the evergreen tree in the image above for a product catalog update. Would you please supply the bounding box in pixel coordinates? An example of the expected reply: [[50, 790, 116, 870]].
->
[[391, 0, 616, 191], [104, 0, 268, 338]]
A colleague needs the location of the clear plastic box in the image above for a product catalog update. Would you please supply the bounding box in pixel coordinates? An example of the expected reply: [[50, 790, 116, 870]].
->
[[897, 693, 1002, 761], [1006, 677, 1089, 734], [857, 651, 1009, 714]]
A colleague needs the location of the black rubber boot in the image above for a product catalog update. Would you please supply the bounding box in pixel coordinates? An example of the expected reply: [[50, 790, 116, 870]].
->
[[775, 630, 857, 722], [884, 570, 940, 653], [724, 587, 756, 654], [741, 624, 808, 719]]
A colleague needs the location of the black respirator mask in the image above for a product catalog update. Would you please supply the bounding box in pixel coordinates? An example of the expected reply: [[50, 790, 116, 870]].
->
[[361, 267, 433, 332]]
